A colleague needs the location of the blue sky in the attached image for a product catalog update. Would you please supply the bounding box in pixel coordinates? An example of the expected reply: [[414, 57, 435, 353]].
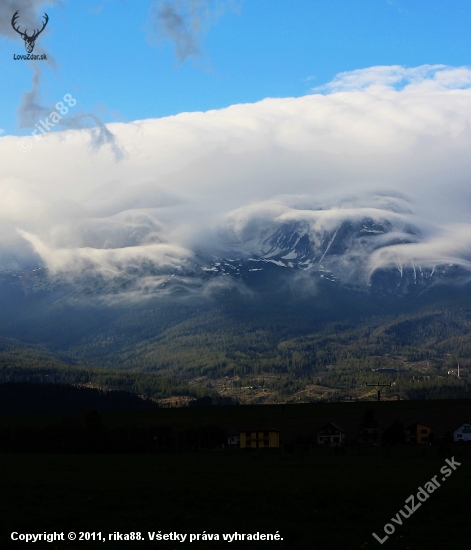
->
[[1, 0, 470, 135]]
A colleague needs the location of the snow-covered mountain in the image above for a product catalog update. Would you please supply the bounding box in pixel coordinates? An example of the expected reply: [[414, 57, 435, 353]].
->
[[1, 203, 470, 302], [202, 209, 469, 294], [212, 214, 417, 276]]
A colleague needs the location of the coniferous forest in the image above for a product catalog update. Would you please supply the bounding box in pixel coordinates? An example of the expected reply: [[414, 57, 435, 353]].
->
[[1, 277, 470, 406]]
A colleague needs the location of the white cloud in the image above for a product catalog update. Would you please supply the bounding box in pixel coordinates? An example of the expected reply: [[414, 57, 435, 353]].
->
[[18, 229, 192, 277], [0, 64, 470, 292], [313, 64, 471, 93], [368, 224, 471, 275]]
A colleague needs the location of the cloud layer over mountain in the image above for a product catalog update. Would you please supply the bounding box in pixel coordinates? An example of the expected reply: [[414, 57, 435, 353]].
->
[[1, 64, 470, 293]]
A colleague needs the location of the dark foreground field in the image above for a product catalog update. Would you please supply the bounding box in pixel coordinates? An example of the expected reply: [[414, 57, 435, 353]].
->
[[1, 444, 470, 549]]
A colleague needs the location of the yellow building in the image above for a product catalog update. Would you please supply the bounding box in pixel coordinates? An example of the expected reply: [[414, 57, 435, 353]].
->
[[239, 426, 280, 449], [405, 422, 433, 445]]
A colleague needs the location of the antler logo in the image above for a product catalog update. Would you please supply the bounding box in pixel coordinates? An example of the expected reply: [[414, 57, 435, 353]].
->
[[11, 10, 49, 54]]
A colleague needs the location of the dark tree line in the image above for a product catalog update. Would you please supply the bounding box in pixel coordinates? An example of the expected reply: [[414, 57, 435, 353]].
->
[[0, 409, 227, 454], [0, 382, 159, 415]]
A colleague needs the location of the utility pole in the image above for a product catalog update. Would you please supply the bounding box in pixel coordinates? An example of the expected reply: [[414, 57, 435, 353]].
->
[[366, 382, 392, 402], [365, 382, 392, 465]]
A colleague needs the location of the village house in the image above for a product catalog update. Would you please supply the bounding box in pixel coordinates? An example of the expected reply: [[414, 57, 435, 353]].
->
[[357, 417, 382, 445], [453, 420, 471, 443], [316, 422, 345, 446], [405, 422, 433, 444], [239, 425, 280, 449]]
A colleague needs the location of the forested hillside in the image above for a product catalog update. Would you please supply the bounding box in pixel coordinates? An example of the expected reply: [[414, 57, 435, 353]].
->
[[0, 338, 229, 406], [1, 278, 470, 404]]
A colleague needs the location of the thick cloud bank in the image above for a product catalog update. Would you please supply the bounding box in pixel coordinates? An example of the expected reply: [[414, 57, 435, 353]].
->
[[1, 65, 470, 294]]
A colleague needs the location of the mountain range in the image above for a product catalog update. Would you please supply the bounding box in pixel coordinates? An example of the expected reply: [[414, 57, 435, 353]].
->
[[1, 210, 470, 405]]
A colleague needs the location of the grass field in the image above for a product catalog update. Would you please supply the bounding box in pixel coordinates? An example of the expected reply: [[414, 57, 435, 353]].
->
[[1, 400, 470, 548], [1, 444, 470, 549]]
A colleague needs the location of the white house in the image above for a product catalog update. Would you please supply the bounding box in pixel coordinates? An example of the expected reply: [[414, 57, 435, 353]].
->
[[227, 434, 239, 447], [453, 421, 471, 443], [317, 422, 345, 446]]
